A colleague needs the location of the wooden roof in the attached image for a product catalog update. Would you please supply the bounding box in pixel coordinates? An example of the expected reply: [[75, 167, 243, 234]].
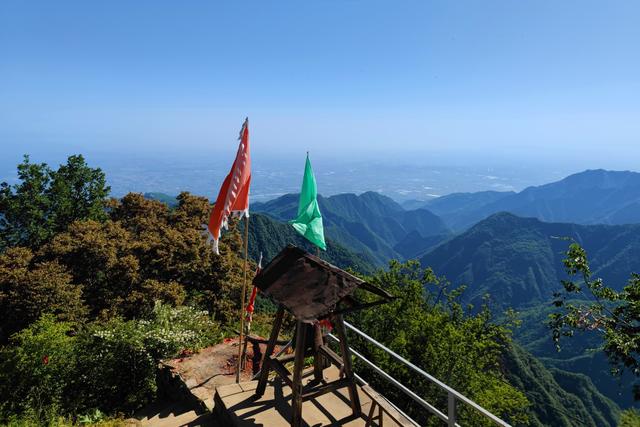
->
[[252, 245, 393, 322]]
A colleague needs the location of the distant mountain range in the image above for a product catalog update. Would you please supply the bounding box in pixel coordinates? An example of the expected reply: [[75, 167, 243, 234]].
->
[[415, 169, 640, 230]]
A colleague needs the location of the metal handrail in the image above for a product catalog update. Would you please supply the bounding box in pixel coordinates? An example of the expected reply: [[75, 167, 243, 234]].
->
[[351, 371, 421, 427], [330, 321, 512, 427]]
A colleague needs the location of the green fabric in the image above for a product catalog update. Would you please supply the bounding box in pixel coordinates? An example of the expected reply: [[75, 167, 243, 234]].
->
[[289, 154, 327, 250]]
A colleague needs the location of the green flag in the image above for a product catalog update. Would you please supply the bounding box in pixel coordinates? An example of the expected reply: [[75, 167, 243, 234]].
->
[[289, 154, 327, 250]]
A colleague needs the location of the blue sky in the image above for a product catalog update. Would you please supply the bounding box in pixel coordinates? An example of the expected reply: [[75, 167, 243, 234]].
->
[[1, 1, 639, 171]]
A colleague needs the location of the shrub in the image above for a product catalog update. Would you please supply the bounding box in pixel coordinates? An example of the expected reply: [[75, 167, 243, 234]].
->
[[0, 248, 87, 341], [73, 318, 156, 414], [0, 315, 76, 424], [0, 303, 222, 422], [140, 301, 221, 360], [73, 302, 221, 413]]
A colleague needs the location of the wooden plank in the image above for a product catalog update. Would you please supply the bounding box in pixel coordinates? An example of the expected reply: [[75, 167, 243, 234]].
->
[[318, 344, 344, 369], [301, 377, 351, 401], [274, 352, 296, 364], [271, 359, 294, 388], [361, 384, 415, 427], [313, 323, 325, 381], [255, 306, 285, 397], [291, 320, 307, 427], [334, 314, 361, 415]]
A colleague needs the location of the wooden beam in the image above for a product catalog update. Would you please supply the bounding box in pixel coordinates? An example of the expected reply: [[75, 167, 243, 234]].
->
[[291, 320, 307, 427], [301, 377, 352, 401], [255, 306, 285, 397], [270, 359, 294, 388], [334, 314, 361, 416], [318, 344, 344, 369]]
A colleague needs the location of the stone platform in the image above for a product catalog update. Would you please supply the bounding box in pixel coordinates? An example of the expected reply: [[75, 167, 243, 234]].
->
[[214, 366, 415, 426]]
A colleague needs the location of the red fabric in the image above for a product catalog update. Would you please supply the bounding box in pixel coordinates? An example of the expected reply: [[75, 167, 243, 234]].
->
[[318, 318, 333, 331], [246, 254, 262, 319], [246, 286, 258, 314], [208, 119, 251, 253]]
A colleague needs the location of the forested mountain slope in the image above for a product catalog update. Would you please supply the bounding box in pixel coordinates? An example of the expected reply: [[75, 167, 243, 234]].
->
[[253, 191, 450, 264], [420, 212, 640, 310], [241, 213, 377, 274], [503, 343, 620, 427], [420, 212, 640, 408]]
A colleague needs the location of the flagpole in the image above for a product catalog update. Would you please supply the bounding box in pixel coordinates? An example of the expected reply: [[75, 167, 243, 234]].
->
[[236, 214, 250, 383]]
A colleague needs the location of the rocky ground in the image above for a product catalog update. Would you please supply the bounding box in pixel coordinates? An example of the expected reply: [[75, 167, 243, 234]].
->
[[128, 335, 281, 426]]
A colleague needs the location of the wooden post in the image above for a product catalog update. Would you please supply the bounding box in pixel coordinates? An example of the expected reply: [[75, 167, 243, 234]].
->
[[291, 320, 307, 427], [255, 306, 285, 397], [236, 215, 250, 383], [334, 314, 361, 416]]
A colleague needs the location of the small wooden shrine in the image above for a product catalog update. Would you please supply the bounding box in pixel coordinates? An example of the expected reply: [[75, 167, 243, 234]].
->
[[253, 245, 394, 427]]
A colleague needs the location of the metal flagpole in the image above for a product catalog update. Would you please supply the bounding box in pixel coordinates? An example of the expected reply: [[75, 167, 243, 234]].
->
[[236, 214, 250, 383]]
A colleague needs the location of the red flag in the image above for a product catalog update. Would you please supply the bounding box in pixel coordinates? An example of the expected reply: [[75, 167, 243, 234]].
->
[[246, 253, 262, 321], [208, 118, 251, 254]]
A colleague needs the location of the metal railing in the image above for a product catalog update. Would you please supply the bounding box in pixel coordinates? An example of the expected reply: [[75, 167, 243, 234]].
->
[[328, 321, 512, 427]]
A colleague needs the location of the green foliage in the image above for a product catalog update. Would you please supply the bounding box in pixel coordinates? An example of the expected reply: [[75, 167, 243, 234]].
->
[[47, 155, 110, 231], [348, 260, 529, 426], [0, 304, 221, 423], [550, 242, 640, 400], [0, 155, 110, 249], [503, 342, 620, 427], [246, 212, 377, 274], [36, 192, 245, 321], [74, 318, 157, 414], [0, 247, 87, 340], [420, 212, 640, 310], [0, 315, 76, 423], [512, 301, 634, 409], [620, 409, 640, 426], [138, 301, 222, 359], [72, 302, 221, 413]]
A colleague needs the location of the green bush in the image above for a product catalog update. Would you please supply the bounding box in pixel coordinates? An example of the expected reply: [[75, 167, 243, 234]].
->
[[347, 260, 530, 426], [73, 317, 156, 414], [0, 315, 76, 422], [73, 302, 221, 413], [620, 408, 640, 427], [0, 303, 221, 423], [140, 301, 221, 360]]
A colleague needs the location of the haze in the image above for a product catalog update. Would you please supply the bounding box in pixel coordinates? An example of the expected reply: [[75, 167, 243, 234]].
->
[[1, 1, 639, 196]]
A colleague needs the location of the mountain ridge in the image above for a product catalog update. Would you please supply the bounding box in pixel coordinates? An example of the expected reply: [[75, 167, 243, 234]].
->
[[427, 169, 640, 230], [253, 191, 451, 264]]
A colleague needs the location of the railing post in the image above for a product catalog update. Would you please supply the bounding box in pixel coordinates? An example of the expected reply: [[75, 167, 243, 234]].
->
[[448, 392, 456, 427]]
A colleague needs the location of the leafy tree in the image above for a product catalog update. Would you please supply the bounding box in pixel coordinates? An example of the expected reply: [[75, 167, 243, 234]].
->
[[0, 247, 87, 341], [550, 242, 640, 400], [0, 155, 109, 250], [348, 260, 529, 426], [40, 192, 246, 321], [47, 155, 110, 229], [620, 409, 640, 427], [0, 156, 52, 249]]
